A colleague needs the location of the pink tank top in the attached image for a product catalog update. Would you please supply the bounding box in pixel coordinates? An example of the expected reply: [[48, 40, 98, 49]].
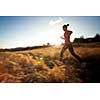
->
[[64, 30, 72, 44]]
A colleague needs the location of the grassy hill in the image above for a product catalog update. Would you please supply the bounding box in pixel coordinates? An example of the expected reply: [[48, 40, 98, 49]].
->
[[0, 43, 100, 83]]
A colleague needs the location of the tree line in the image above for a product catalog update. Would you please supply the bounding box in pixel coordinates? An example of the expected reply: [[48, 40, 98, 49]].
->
[[73, 34, 100, 43]]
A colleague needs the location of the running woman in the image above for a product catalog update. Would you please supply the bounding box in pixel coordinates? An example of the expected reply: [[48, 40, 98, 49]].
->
[[60, 24, 83, 63]]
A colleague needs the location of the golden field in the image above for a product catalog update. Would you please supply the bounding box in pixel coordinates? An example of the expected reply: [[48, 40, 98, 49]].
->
[[0, 43, 100, 83]]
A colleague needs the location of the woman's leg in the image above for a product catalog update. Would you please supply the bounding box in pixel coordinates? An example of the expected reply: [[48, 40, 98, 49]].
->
[[68, 44, 83, 63], [60, 44, 67, 60]]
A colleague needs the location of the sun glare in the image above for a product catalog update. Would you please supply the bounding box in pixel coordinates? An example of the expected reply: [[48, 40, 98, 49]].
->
[[40, 27, 64, 46]]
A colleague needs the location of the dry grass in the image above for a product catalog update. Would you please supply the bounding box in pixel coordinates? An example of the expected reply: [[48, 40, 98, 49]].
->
[[0, 45, 100, 83]]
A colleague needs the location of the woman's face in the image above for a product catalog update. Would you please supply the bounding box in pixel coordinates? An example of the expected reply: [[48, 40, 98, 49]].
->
[[63, 27, 67, 32]]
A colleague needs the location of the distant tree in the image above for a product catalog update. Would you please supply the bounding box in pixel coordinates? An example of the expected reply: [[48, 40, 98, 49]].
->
[[47, 42, 50, 46], [80, 35, 84, 39], [94, 34, 100, 42], [95, 34, 100, 38], [79, 35, 84, 43]]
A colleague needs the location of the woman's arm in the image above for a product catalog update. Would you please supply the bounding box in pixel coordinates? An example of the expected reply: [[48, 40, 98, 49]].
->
[[69, 30, 73, 34], [60, 36, 65, 40]]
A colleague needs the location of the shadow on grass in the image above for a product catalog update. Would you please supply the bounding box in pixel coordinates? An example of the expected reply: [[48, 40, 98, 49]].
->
[[62, 53, 100, 83], [78, 54, 100, 83]]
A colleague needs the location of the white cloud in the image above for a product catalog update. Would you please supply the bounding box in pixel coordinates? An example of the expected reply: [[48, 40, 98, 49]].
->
[[49, 17, 64, 25]]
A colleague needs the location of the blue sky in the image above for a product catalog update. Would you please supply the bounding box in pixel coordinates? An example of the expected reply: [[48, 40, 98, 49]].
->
[[0, 16, 100, 48]]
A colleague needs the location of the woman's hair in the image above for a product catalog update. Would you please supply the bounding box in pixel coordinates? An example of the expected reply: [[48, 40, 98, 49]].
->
[[63, 24, 69, 29]]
